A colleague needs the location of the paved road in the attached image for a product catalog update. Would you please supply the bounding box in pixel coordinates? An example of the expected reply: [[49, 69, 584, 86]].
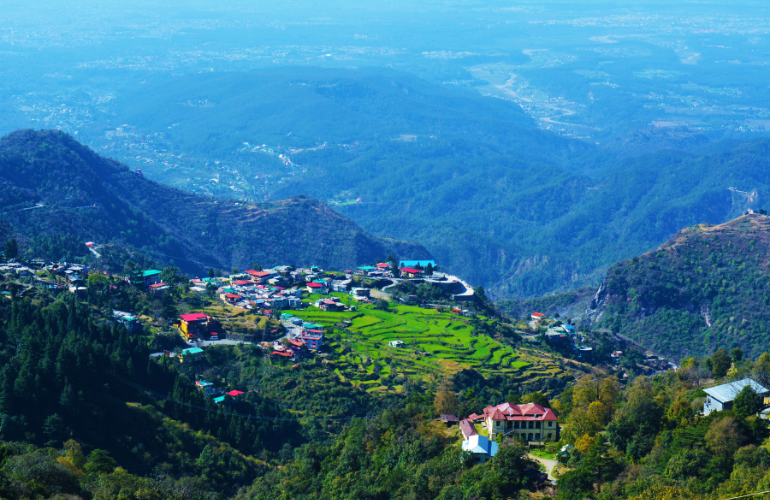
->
[[527, 454, 558, 481]]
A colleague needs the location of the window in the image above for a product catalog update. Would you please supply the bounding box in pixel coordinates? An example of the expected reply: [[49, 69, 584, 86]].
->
[[547, 433, 552, 439], [496, 420, 500, 427], [548, 421, 552, 427], [528, 433, 533, 441], [536, 421, 541, 429], [514, 421, 520, 429], [528, 421, 534, 429], [536, 433, 540, 440]]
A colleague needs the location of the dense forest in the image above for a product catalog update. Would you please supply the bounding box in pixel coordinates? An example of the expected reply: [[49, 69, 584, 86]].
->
[[0, 130, 429, 274], [585, 214, 770, 360]]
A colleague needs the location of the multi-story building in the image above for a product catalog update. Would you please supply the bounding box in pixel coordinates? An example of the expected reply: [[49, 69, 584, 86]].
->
[[482, 402, 559, 442]]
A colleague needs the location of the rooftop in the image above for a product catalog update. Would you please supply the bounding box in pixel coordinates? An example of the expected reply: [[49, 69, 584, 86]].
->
[[704, 378, 769, 403]]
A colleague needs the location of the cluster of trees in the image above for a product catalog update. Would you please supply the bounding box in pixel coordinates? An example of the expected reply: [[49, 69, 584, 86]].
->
[[550, 352, 770, 500]]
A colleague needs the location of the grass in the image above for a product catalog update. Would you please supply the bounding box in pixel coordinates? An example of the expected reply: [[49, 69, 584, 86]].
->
[[288, 299, 570, 395]]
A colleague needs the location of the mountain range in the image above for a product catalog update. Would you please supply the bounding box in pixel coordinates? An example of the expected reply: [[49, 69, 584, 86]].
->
[[0, 129, 429, 273], [104, 68, 770, 298]]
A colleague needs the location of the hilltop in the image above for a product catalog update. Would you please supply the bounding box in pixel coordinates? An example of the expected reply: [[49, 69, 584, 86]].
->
[[0, 129, 429, 273], [584, 214, 770, 360]]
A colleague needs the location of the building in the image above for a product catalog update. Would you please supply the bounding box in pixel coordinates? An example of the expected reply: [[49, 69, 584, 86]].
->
[[113, 310, 142, 333], [482, 402, 559, 442], [245, 270, 275, 283], [180, 347, 204, 363], [703, 378, 770, 416], [179, 313, 210, 339], [351, 287, 370, 299], [388, 340, 405, 348], [195, 380, 218, 396], [318, 298, 345, 311], [459, 419, 478, 440], [531, 312, 545, 321], [400, 267, 424, 278], [141, 270, 162, 287], [462, 435, 498, 464], [307, 282, 327, 294]]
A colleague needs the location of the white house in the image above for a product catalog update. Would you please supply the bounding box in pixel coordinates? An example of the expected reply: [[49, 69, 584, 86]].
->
[[703, 378, 769, 416], [462, 434, 498, 464]]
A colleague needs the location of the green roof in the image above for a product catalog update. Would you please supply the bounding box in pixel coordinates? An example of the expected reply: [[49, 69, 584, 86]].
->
[[184, 347, 204, 355], [142, 270, 162, 277], [214, 396, 226, 403], [223, 288, 236, 293], [357, 266, 376, 271]]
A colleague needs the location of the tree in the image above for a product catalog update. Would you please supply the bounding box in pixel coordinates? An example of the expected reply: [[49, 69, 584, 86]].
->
[[732, 347, 744, 363], [555, 468, 594, 500], [85, 449, 118, 474], [160, 266, 180, 284], [521, 391, 550, 408], [4, 239, 18, 261], [733, 385, 763, 420], [434, 379, 459, 415], [705, 416, 745, 458], [629, 486, 698, 500], [425, 263, 434, 276], [710, 349, 732, 378], [208, 268, 215, 278]]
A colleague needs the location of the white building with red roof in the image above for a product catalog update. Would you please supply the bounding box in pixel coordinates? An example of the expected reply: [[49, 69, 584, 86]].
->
[[482, 402, 559, 442]]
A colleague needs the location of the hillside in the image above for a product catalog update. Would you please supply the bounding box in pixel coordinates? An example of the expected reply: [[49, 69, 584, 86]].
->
[[584, 214, 770, 361], [0, 129, 429, 273]]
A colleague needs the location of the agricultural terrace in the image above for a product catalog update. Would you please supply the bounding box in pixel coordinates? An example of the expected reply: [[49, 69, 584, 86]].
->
[[290, 294, 569, 395]]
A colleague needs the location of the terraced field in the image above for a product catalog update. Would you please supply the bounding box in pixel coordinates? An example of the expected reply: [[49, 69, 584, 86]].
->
[[289, 298, 569, 394]]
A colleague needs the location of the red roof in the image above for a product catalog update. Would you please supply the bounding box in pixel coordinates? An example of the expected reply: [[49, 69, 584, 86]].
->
[[401, 267, 422, 274], [149, 283, 166, 288], [180, 313, 208, 322], [459, 420, 478, 439], [226, 390, 244, 397], [233, 280, 254, 285], [224, 293, 240, 298], [531, 312, 545, 317], [483, 402, 558, 421], [289, 339, 304, 347], [376, 263, 390, 268], [307, 282, 323, 288], [271, 351, 292, 357], [246, 270, 271, 277]]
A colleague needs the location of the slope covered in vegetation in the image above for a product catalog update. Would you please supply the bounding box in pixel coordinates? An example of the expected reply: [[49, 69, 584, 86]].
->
[[587, 214, 770, 360], [0, 129, 429, 274]]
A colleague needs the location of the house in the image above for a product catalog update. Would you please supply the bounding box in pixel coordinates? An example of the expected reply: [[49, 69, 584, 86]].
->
[[318, 299, 345, 312], [180, 347, 204, 363], [531, 312, 545, 321], [222, 292, 241, 304], [113, 310, 142, 333], [703, 378, 770, 416], [331, 279, 351, 292], [400, 267, 424, 278], [141, 270, 162, 287], [481, 402, 559, 442], [440, 414, 459, 426], [357, 266, 376, 275], [179, 313, 210, 339], [245, 270, 275, 283], [226, 390, 244, 398], [351, 287, 370, 299], [149, 283, 170, 293], [459, 419, 478, 440], [300, 325, 324, 350], [388, 340, 406, 348], [462, 435, 498, 464], [195, 380, 219, 396], [306, 282, 327, 294]]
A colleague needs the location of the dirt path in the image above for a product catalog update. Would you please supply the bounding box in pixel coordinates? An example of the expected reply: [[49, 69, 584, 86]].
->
[[527, 454, 558, 481]]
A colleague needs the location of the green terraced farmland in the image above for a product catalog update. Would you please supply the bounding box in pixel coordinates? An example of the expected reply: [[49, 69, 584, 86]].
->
[[289, 300, 567, 394]]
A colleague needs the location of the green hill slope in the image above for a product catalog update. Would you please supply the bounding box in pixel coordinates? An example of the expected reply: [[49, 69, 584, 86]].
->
[[0, 129, 429, 273], [585, 214, 770, 361]]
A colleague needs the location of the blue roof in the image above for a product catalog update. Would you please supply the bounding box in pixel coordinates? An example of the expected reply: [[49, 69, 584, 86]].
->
[[704, 378, 769, 403], [399, 260, 436, 268], [184, 347, 204, 355]]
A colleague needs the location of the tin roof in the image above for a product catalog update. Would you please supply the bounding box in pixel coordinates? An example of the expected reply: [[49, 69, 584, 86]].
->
[[703, 378, 769, 403]]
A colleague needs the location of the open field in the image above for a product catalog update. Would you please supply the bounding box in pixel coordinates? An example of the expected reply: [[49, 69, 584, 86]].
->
[[289, 296, 570, 394]]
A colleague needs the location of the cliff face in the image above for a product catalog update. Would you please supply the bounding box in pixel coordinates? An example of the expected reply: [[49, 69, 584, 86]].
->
[[0, 129, 431, 272], [583, 215, 770, 360]]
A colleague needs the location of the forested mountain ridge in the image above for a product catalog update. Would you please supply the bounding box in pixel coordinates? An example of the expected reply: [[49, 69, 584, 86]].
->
[[0, 129, 429, 273], [584, 214, 770, 361]]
